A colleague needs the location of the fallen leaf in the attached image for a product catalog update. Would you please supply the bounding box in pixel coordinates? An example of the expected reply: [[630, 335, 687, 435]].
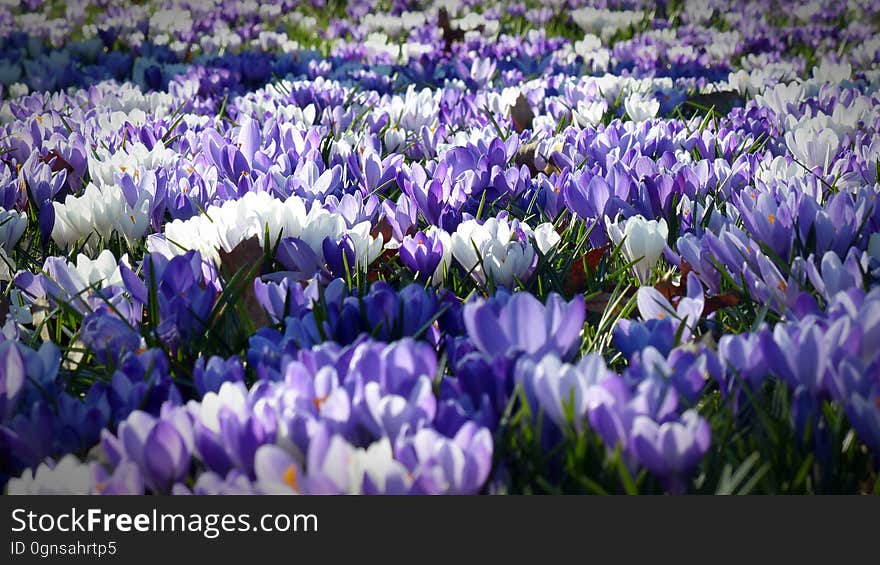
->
[[510, 94, 534, 133], [584, 292, 614, 313], [371, 216, 395, 243], [563, 245, 609, 294], [218, 236, 269, 329], [367, 248, 398, 283], [703, 292, 741, 316], [514, 141, 562, 176], [39, 149, 74, 175]]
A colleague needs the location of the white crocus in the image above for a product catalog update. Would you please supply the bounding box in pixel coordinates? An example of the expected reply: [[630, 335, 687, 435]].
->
[[605, 214, 669, 283], [387, 86, 439, 132], [572, 99, 608, 127], [451, 217, 536, 288], [623, 92, 659, 122], [754, 81, 804, 118], [7, 455, 92, 495], [51, 182, 152, 252], [73, 249, 130, 289], [158, 192, 382, 271], [533, 223, 561, 256], [87, 142, 175, 190], [0, 207, 27, 252], [784, 126, 839, 174]]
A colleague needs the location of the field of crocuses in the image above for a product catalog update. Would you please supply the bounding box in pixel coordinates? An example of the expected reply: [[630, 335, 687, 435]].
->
[[1, 0, 879, 495]]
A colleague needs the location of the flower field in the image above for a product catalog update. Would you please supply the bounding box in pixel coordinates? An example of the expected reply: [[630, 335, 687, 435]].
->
[[1, 0, 880, 495]]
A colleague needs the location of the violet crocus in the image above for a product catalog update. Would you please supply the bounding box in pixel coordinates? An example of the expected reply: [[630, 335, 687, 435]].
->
[[193, 355, 245, 397], [91, 461, 145, 495], [322, 234, 357, 279], [189, 381, 277, 478], [112, 410, 192, 493], [845, 388, 880, 459], [399, 229, 448, 284], [358, 376, 436, 441], [637, 272, 705, 342], [629, 410, 711, 493], [275, 237, 323, 281], [254, 444, 304, 494], [395, 422, 493, 495], [613, 318, 676, 360], [514, 352, 611, 432], [462, 291, 585, 360]]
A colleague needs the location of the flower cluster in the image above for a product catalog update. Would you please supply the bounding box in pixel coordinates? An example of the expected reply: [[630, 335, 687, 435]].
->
[[2, 0, 880, 494]]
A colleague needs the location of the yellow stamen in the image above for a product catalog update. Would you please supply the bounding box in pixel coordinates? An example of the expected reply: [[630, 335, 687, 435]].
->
[[767, 213, 775, 225], [283, 465, 300, 492]]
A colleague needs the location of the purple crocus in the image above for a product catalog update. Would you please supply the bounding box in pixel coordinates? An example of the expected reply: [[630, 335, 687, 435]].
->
[[322, 234, 357, 279], [112, 410, 192, 493], [358, 376, 436, 441], [399, 230, 445, 283], [629, 410, 711, 493], [91, 461, 145, 495], [275, 237, 323, 281], [462, 291, 585, 360], [189, 381, 277, 478], [254, 444, 303, 494], [637, 272, 705, 342], [514, 353, 611, 433], [193, 355, 245, 397], [395, 422, 493, 495]]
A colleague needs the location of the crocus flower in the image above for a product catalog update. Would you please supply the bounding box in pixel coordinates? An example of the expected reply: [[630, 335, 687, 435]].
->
[[451, 217, 536, 289], [0, 343, 26, 420], [462, 291, 585, 360], [629, 410, 711, 493], [91, 461, 144, 495], [613, 318, 676, 360], [514, 353, 611, 432], [193, 355, 245, 397], [637, 272, 705, 342], [6, 455, 92, 495], [845, 389, 880, 459], [605, 214, 668, 283], [322, 234, 357, 279], [189, 381, 277, 478], [395, 422, 493, 495], [254, 444, 304, 494], [624, 92, 660, 122], [112, 410, 192, 493], [399, 229, 450, 285]]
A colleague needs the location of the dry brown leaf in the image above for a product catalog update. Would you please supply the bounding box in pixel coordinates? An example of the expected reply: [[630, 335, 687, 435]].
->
[[218, 236, 269, 329], [510, 94, 534, 133]]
